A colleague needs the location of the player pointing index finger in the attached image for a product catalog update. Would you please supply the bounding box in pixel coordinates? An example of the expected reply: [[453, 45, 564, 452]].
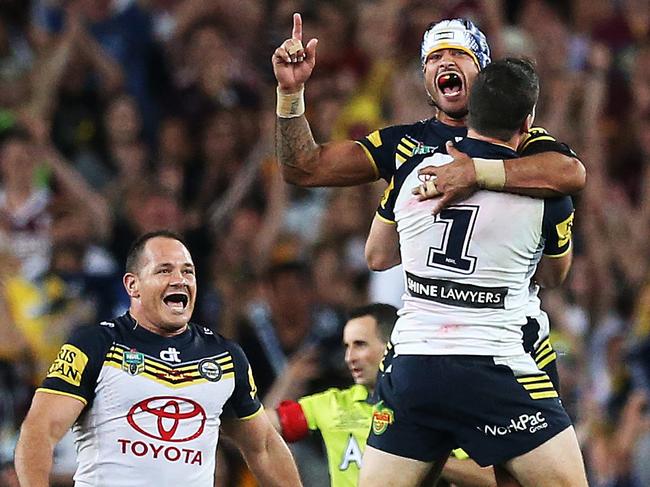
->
[[273, 14, 585, 204], [292, 12, 302, 41]]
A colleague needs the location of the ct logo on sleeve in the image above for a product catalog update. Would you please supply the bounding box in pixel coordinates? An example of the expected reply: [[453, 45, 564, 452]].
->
[[46, 344, 89, 387]]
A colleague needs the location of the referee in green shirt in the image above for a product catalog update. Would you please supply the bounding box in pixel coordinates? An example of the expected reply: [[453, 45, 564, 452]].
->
[[266, 304, 497, 487]]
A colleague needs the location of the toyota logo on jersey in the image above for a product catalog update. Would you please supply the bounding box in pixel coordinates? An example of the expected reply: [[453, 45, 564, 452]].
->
[[127, 396, 207, 442]]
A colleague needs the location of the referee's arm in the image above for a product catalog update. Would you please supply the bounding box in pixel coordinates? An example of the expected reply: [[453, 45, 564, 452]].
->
[[15, 391, 84, 487]]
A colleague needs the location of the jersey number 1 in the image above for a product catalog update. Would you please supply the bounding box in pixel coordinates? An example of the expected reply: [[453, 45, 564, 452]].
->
[[427, 206, 478, 274]]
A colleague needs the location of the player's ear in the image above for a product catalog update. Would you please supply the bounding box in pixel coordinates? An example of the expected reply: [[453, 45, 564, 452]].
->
[[123, 273, 140, 298], [521, 113, 534, 135], [522, 105, 536, 133]]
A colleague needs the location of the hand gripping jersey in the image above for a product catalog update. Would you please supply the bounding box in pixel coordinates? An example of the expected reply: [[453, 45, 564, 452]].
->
[[278, 384, 373, 487], [39, 313, 262, 487], [357, 121, 574, 357]]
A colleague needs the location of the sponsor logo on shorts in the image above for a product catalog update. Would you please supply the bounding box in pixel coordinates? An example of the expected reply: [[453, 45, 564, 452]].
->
[[478, 412, 548, 436], [198, 359, 222, 382], [372, 402, 394, 435]]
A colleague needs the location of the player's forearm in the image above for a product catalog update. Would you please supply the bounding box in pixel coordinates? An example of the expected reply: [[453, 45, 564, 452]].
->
[[504, 153, 586, 197], [245, 432, 302, 486], [14, 421, 55, 487], [366, 217, 401, 271], [534, 252, 572, 289], [275, 115, 321, 186], [366, 245, 401, 271]]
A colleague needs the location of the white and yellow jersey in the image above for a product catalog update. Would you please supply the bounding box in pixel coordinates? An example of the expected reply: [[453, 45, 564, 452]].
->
[[39, 313, 262, 487], [373, 136, 573, 357]]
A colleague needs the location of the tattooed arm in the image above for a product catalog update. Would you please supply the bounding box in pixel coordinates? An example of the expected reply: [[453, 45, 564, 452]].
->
[[275, 117, 376, 186], [272, 13, 378, 187]]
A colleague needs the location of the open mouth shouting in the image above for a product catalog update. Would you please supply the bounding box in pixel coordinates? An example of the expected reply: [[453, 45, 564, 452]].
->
[[436, 71, 464, 99], [163, 291, 190, 314]]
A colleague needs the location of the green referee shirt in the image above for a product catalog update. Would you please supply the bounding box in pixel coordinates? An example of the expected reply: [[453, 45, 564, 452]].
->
[[299, 384, 373, 487]]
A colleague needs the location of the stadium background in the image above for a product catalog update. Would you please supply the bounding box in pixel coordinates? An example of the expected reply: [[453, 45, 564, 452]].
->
[[1, 0, 649, 485]]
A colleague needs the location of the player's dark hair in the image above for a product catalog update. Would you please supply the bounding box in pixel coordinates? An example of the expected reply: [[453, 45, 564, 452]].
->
[[468, 58, 539, 141], [125, 230, 186, 273], [347, 303, 398, 343]]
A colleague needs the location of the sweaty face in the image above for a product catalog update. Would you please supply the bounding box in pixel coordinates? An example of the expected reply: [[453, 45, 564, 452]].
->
[[423, 48, 480, 124], [343, 316, 387, 389], [128, 237, 196, 334]]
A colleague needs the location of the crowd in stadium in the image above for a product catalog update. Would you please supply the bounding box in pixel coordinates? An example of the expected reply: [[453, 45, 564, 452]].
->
[[1, 0, 650, 485]]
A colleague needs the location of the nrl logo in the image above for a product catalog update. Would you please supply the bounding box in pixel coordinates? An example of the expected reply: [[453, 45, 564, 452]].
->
[[122, 349, 145, 376], [372, 401, 394, 435], [413, 143, 438, 156]]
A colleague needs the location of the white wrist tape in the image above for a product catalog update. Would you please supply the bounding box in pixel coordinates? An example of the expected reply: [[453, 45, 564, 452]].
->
[[276, 87, 305, 118], [473, 158, 506, 190]]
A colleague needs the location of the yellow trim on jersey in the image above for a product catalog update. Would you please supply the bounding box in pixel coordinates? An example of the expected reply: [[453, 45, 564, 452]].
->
[[520, 135, 557, 152], [107, 345, 234, 374], [395, 153, 406, 165], [46, 344, 89, 387], [535, 351, 554, 365], [533, 338, 557, 369], [238, 405, 264, 421], [555, 213, 574, 248], [543, 242, 572, 259], [401, 137, 416, 149], [104, 361, 213, 388], [375, 212, 396, 225], [354, 141, 380, 179], [535, 346, 554, 361], [36, 388, 88, 405], [397, 143, 413, 158], [366, 130, 382, 148], [535, 338, 551, 353], [380, 177, 394, 209], [530, 391, 559, 400], [518, 127, 553, 152], [103, 344, 237, 388], [522, 382, 555, 390], [537, 352, 558, 370]]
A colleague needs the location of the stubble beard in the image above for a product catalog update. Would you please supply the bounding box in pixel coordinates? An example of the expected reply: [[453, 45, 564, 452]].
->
[[428, 97, 468, 120]]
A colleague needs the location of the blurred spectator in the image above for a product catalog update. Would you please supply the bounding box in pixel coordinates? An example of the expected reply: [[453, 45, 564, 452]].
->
[[108, 181, 184, 264], [0, 15, 33, 109], [32, 0, 158, 139], [0, 127, 51, 280], [239, 261, 346, 397], [0, 1, 650, 484]]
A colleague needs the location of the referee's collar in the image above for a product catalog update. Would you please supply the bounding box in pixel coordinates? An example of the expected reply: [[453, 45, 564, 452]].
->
[[350, 384, 375, 404]]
